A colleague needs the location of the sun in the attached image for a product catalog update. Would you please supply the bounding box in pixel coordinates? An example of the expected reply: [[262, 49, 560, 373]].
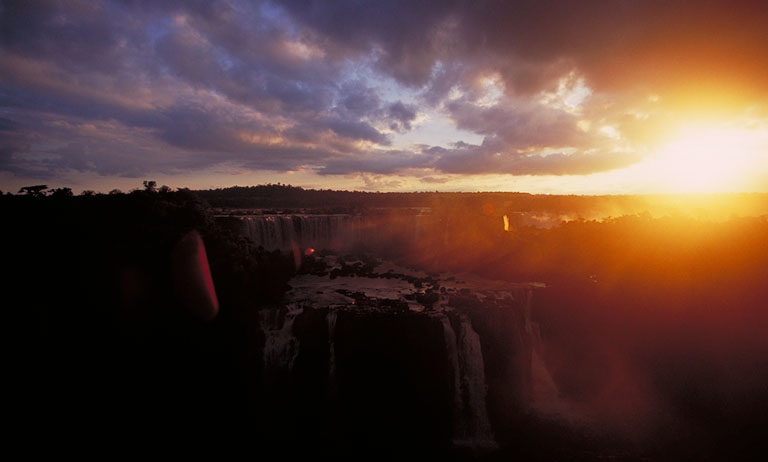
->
[[647, 123, 768, 193]]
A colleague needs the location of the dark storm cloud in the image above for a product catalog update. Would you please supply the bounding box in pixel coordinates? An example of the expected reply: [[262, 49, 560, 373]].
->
[[0, 129, 29, 170], [338, 82, 382, 117], [0, 0, 393, 178], [0, 0, 135, 73], [387, 101, 418, 132], [2, 0, 766, 181], [281, 0, 768, 98], [0, 116, 18, 132], [156, 103, 264, 153], [321, 118, 389, 146], [277, 0, 458, 86]]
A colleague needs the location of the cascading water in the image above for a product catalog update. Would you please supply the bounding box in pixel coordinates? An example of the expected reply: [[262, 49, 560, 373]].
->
[[240, 215, 360, 251], [440, 314, 462, 429], [254, 255, 559, 451], [326, 308, 338, 399], [456, 315, 494, 447], [259, 304, 303, 372], [529, 324, 560, 406], [439, 312, 496, 449], [520, 288, 560, 408]]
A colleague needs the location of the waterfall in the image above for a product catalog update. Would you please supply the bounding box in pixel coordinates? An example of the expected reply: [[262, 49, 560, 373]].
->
[[243, 215, 297, 250], [259, 304, 302, 372], [239, 215, 359, 251], [520, 287, 560, 407], [457, 316, 494, 446], [441, 314, 463, 427], [326, 308, 338, 399], [439, 313, 496, 449], [529, 323, 560, 406]]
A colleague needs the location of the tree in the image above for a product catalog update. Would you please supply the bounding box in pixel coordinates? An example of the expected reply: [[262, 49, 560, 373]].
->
[[49, 187, 73, 198], [18, 185, 48, 197], [143, 180, 157, 193]]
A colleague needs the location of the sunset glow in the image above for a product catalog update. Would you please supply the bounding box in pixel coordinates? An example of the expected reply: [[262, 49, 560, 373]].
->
[[641, 123, 768, 193], [2, 1, 768, 194]]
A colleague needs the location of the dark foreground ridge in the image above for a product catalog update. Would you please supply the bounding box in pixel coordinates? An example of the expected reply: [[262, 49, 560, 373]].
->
[[4, 186, 768, 459]]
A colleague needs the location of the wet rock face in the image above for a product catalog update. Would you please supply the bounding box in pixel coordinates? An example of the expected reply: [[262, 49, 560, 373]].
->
[[255, 306, 451, 452], [334, 310, 453, 449], [253, 253, 551, 454], [452, 291, 538, 444]]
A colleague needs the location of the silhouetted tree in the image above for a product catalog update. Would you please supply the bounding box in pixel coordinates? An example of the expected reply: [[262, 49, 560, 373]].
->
[[109, 189, 123, 195], [18, 185, 48, 197], [49, 187, 73, 198], [143, 180, 157, 193], [80, 190, 95, 196]]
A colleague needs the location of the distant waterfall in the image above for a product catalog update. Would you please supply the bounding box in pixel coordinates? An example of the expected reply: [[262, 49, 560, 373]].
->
[[439, 312, 496, 449], [239, 215, 359, 251]]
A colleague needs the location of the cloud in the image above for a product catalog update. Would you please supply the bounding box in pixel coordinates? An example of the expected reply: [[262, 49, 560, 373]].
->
[[277, 0, 458, 86], [386, 101, 418, 132], [0, 1, 394, 177], [338, 81, 382, 117], [318, 149, 432, 175], [358, 173, 404, 191], [2, 0, 766, 185], [421, 176, 451, 184], [434, 142, 643, 176], [282, 0, 768, 100], [446, 98, 588, 151], [321, 118, 389, 146]]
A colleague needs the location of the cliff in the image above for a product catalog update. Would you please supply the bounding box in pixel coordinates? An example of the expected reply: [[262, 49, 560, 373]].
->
[[251, 253, 554, 455]]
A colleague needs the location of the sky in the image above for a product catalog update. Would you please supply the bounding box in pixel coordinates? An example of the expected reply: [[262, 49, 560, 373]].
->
[[2, 0, 768, 194]]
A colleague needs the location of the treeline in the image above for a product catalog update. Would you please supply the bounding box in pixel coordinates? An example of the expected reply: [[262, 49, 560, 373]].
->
[[4, 180, 174, 198], [193, 184, 448, 210], [7, 182, 768, 219], [192, 184, 607, 212], [193, 184, 768, 220]]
